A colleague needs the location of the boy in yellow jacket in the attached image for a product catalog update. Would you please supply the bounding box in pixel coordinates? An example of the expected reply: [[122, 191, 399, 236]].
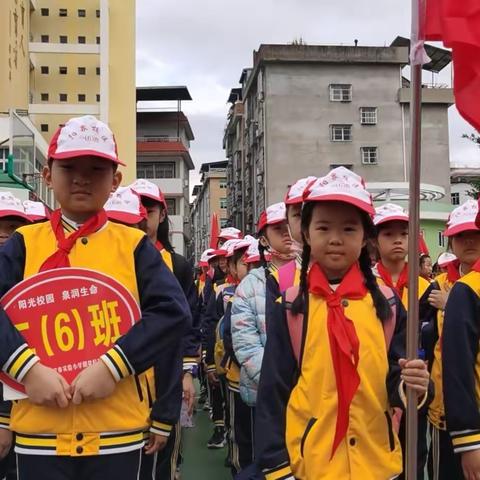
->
[[0, 115, 190, 480]]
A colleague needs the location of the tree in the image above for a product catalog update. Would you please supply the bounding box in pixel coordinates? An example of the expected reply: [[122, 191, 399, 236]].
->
[[462, 132, 480, 199], [291, 37, 307, 46]]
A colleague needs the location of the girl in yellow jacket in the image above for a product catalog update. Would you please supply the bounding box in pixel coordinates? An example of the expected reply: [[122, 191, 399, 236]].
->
[[372, 203, 434, 480], [255, 167, 429, 480], [425, 199, 480, 479]]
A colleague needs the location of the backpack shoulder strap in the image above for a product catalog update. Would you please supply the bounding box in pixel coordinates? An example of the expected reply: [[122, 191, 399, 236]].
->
[[285, 285, 303, 365], [278, 260, 297, 293], [378, 285, 397, 348]]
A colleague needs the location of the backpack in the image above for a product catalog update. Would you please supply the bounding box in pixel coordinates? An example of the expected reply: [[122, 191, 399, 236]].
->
[[284, 284, 397, 364]]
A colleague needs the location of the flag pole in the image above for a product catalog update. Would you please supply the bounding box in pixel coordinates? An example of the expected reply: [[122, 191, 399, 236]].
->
[[406, 0, 426, 477]]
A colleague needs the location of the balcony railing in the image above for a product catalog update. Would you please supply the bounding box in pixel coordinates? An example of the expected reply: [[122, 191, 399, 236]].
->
[[137, 136, 183, 143]]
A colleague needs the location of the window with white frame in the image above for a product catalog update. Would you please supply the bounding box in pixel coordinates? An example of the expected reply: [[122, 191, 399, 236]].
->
[[330, 125, 352, 142], [136, 162, 176, 179], [360, 107, 377, 125], [361, 147, 378, 165], [219, 180, 227, 189], [165, 198, 176, 215], [329, 84, 352, 102], [0, 148, 8, 172], [438, 231, 446, 247], [451, 192, 460, 205], [220, 198, 227, 209]]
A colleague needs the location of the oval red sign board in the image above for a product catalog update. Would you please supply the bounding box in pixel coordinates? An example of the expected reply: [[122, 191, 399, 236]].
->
[[0, 268, 140, 398]]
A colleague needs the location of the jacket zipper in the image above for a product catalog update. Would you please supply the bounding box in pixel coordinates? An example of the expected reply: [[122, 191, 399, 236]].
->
[[384, 411, 395, 451], [134, 375, 144, 403], [301, 417, 317, 457]]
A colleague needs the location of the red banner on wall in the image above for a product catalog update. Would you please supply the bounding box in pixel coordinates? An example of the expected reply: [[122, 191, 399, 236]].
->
[[0, 268, 141, 398]]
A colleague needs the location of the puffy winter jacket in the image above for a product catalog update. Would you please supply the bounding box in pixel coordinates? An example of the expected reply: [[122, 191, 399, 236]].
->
[[231, 267, 267, 406]]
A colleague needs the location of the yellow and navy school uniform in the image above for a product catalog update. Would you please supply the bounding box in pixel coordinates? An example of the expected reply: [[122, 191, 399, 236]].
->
[[0, 219, 190, 457], [376, 270, 433, 480], [255, 287, 408, 480], [442, 270, 480, 456], [426, 272, 455, 431], [375, 274, 431, 312], [421, 271, 464, 478], [141, 247, 200, 480], [222, 286, 258, 473]]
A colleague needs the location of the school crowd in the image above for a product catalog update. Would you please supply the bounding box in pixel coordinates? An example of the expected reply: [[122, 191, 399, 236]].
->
[[0, 115, 478, 480]]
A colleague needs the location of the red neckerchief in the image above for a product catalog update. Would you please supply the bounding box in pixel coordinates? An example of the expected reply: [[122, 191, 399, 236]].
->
[[446, 259, 461, 283], [226, 274, 239, 286], [199, 273, 206, 283], [155, 240, 164, 252], [377, 262, 408, 298], [207, 267, 214, 280], [308, 262, 366, 458], [40, 209, 108, 272]]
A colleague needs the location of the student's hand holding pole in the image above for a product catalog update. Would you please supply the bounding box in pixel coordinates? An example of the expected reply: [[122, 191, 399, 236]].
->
[[399, 358, 429, 396], [144, 433, 168, 455], [23, 363, 71, 408], [461, 449, 480, 480], [0, 429, 12, 459], [71, 360, 116, 405]]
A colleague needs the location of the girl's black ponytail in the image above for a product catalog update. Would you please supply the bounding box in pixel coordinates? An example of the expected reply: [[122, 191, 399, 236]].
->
[[291, 202, 315, 315], [258, 239, 271, 282]]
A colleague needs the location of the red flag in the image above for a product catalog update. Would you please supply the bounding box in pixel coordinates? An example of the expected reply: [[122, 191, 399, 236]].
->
[[425, 0, 480, 131], [209, 212, 220, 249], [419, 231, 429, 255]]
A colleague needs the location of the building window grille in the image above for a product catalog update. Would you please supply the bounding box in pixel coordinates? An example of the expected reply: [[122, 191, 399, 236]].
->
[[41, 8, 49, 16], [136, 162, 176, 179], [41, 93, 49, 101], [96, 9, 100, 18], [96, 94, 100, 102], [165, 198, 176, 215], [220, 198, 227, 209], [96, 67, 101, 75], [40, 66, 49, 74], [78, 36, 86, 44], [78, 9, 86, 17], [78, 67, 86, 75], [329, 84, 352, 102], [59, 66, 67, 74], [360, 107, 378, 125], [59, 35, 68, 44], [59, 8, 67, 17], [330, 125, 352, 142], [40, 124, 49, 132], [78, 94, 86, 102], [59, 93, 68, 102], [361, 147, 378, 165], [96, 36, 100, 44], [41, 35, 49, 43], [438, 231, 447, 247], [451, 192, 460, 205]]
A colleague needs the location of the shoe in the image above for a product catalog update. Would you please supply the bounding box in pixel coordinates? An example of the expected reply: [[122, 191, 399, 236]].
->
[[202, 400, 211, 411], [207, 427, 226, 449]]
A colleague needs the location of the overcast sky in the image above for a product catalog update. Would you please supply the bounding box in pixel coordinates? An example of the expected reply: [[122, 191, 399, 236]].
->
[[136, 0, 479, 189]]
